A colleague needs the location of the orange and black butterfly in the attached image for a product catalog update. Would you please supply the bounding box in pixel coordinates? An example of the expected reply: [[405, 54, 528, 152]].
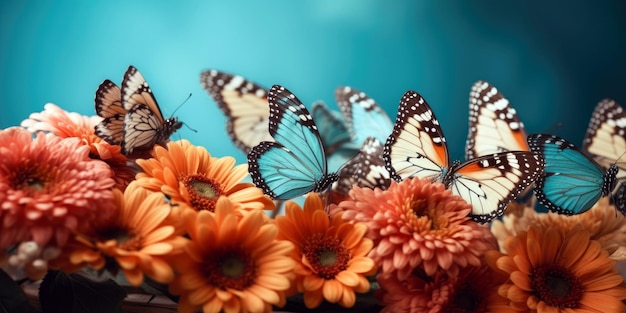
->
[[95, 65, 182, 156]]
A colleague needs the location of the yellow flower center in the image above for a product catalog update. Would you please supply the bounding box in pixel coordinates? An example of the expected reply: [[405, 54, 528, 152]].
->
[[183, 174, 223, 212], [205, 250, 256, 290], [303, 233, 349, 279], [531, 264, 583, 308]]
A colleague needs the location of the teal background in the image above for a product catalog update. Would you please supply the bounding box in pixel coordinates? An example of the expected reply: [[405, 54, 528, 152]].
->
[[1, 1, 625, 165]]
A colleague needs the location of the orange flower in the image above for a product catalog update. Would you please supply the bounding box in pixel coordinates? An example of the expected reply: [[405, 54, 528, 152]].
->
[[276, 193, 377, 309], [491, 198, 626, 260], [135, 140, 274, 216], [377, 262, 512, 313], [20, 103, 136, 190], [0, 127, 116, 250], [58, 182, 187, 286], [487, 225, 626, 312], [169, 196, 295, 313], [339, 178, 491, 280]]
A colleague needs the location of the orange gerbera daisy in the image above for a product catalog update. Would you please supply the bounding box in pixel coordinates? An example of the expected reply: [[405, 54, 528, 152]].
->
[[491, 198, 626, 260], [0, 127, 116, 250], [58, 182, 187, 286], [135, 140, 274, 216], [487, 225, 626, 312], [377, 262, 513, 313], [169, 196, 295, 313], [339, 178, 491, 280], [20, 103, 136, 190], [276, 193, 377, 309]]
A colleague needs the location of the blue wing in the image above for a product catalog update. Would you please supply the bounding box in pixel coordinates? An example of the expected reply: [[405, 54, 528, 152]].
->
[[311, 101, 352, 155], [248, 85, 338, 200], [528, 134, 617, 215], [335, 86, 393, 146]]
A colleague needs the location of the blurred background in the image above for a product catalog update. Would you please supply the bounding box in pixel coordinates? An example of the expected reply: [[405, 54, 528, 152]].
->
[[1, 1, 625, 165]]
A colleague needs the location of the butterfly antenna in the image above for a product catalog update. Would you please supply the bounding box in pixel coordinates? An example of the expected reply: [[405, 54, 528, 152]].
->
[[171, 92, 192, 116], [543, 121, 563, 134]]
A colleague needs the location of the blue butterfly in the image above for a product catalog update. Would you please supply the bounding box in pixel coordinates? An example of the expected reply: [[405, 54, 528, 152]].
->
[[527, 133, 620, 215], [335, 86, 393, 147], [248, 85, 339, 200], [311, 101, 352, 156]]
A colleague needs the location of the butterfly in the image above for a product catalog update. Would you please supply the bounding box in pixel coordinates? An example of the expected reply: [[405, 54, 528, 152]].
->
[[311, 101, 352, 155], [383, 90, 545, 223], [200, 70, 352, 158], [528, 133, 621, 215], [334, 137, 391, 195], [335, 86, 393, 146], [248, 85, 339, 200], [465, 80, 529, 160], [583, 99, 626, 213], [200, 70, 273, 153], [95, 65, 182, 156]]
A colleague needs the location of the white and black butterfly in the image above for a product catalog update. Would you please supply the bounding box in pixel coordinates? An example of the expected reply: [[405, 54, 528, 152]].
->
[[248, 85, 339, 200], [383, 90, 544, 223], [465, 80, 529, 160], [95, 65, 182, 156], [334, 137, 392, 195], [583, 99, 626, 213], [335, 86, 393, 147], [200, 70, 351, 158]]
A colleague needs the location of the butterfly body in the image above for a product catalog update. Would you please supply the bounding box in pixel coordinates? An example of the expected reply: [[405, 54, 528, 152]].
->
[[528, 133, 619, 215], [94, 66, 181, 156], [248, 85, 339, 200], [384, 90, 544, 223]]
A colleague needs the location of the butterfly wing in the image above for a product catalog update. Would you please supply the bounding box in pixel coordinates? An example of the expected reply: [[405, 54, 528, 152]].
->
[[383, 90, 449, 182], [200, 70, 273, 153], [248, 85, 337, 200], [335, 137, 391, 194], [311, 101, 351, 155], [466, 81, 529, 160], [448, 151, 544, 223], [120, 66, 181, 155], [336, 86, 394, 146], [94, 80, 125, 145], [584, 99, 626, 177], [528, 134, 616, 215]]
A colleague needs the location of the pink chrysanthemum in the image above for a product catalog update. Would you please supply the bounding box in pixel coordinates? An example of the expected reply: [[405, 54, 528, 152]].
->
[[20, 103, 136, 190], [339, 178, 492, 280], [0, 127, 116, 250]]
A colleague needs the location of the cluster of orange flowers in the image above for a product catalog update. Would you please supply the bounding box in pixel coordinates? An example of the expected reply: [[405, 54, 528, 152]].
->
[[2, 103, 626, 313]]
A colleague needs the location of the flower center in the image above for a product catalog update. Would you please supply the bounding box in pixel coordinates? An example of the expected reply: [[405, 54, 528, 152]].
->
[[407, 197, 446, 230], [531, 264, 583, 308], [204, 250, 255, 290], [183, 174, 223, 212], [100, 226, 143, 251], [302, 233, 350, 279], [11, 166, 51, 194]]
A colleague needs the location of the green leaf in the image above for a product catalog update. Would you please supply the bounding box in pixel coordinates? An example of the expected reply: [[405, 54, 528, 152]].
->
[[0, 269, 36, 313], [39, 270, 126, 313]]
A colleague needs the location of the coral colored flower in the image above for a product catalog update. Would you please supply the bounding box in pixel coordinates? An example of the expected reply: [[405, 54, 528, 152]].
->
[[377, 263, 513, 313], [0, 127, 116, 250], [20, 103, 136, 190], [491, 198, 626, 260], [339, 178, 491, 280], [135, 140, 274, 216], [169, 196, 295, 313], [58, 182, 187, 286], [276, 193, 377, 309], [487, 225, 626, 312]]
